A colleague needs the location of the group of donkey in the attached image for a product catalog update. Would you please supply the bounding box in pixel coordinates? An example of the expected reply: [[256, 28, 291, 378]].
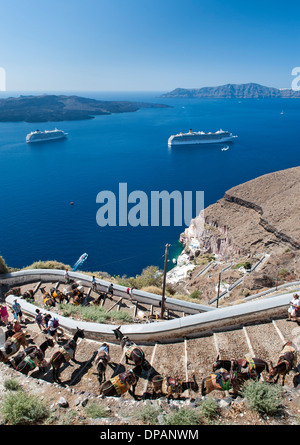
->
[[8, 284, 79, 308], [0, 325, 85, 383], [96, 328, 298, 399], [202, 341, 297, 396], [40, 281, 85, 308], [95, 326, 199, 400], [0, 318, 298, 399]]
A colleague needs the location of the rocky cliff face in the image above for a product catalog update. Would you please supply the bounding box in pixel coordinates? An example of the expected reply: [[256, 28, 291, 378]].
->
[[178, 167, 300, 299], [181, 166, 300, 258]]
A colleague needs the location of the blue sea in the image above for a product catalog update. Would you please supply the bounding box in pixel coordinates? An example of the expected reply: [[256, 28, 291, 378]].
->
[[1, 91, 300, 276]]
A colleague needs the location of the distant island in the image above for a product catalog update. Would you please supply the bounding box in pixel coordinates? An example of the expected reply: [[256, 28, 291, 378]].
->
[[161, 82, 300, 99], [0, 94, 170, 122]]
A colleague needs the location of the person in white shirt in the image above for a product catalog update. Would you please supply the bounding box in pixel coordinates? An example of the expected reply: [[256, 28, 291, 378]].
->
[[64, 269, 70, 284], [287, 293, 300, 323], [47, 317, 59, 342]]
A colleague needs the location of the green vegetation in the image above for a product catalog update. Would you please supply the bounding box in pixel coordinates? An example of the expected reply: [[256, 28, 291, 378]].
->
[[233, 261, 252, 270], [3, 378, 22, 391], [58, 303, 133, 324], [0, 255, 9, 274], [115, 265, 163, 289], [163, 407, 202, 425], [242, 380, 283, 415], [189, 290, 202, 299], [200, 397, 219, 420], [135, 402, 162, 425], [1, 391, 49, 425], [23, 260, 71, 270], [84, 402, 109, 419], [278, 268, 291, 280]]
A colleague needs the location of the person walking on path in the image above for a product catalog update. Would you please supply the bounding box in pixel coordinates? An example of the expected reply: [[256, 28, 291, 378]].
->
[[287, 293, 300, 323], [64, 269, 70, 284], [43, 313, 51, 329], [92, 276, 97, 292], [12, 299, 23, 323], [35, 309, 45, 331], [47, 316, 59, 342], [0, 304, 9, 325], [107, 283, 114, 297], [127, 287, 134, 302]]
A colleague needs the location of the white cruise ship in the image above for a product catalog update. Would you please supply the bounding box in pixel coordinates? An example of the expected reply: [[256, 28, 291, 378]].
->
[[26, 128, 67, 143], [168, 129, 237, 147]]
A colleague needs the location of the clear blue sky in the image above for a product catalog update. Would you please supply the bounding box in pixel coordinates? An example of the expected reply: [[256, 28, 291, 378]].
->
[[1, 0, 299, 91]]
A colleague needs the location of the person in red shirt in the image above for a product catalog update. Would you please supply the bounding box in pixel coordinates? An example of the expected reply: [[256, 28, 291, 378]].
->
[[0, 305, 9, 325]]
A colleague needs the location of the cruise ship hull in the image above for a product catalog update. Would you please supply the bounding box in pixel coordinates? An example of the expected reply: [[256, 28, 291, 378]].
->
[[168, 128, 237, 147], [26, 130, 67, 143], [168, 134, 237, 147], [26, 135, 66, 143]]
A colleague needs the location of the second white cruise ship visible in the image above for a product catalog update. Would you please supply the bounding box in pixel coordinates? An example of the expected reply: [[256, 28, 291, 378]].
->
[[26, 128, 67, 143], [168, 129, 237, 146]]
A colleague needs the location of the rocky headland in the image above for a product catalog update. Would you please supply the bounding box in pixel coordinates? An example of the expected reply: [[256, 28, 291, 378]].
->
[[0, 94, 170, 122], [170, 167, 300, 304], [161, 83, 300, 99]]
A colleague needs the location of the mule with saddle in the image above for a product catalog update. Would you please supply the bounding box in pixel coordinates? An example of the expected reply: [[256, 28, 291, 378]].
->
[[267, 341, 297, 385], [113, 326, 149, 370], [99, 327, 148, 399], [100, 369, 139, 398], [50, 327, 85, 383], [10, 337, 54, 375], [95, 343, 111, 384], [151, 374, 199, 400], [212, 355, 269, 380], [0, 332, 28, 363]]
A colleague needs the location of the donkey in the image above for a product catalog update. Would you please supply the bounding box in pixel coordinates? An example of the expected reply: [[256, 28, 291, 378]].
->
[[4, 323, 16, 341], [212, 355, 269, 380], [113, 326, 147, 368], [9, 345, 37, 369], [23, 289, 35, 302], [267, 341, 297, 386], [151, 374, 199, 399], [5, 287, 21, 298], [0, 332, 28, 363], [16, 337, 54, 375], [50, 328, 85, 383], [202, 371, 242, 397], [50, 288, 69, 304], [40, 287, 56, 307], [100, 370, 139, 399], [95, 343, 110, 384], [15, 338, 54, 375]]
